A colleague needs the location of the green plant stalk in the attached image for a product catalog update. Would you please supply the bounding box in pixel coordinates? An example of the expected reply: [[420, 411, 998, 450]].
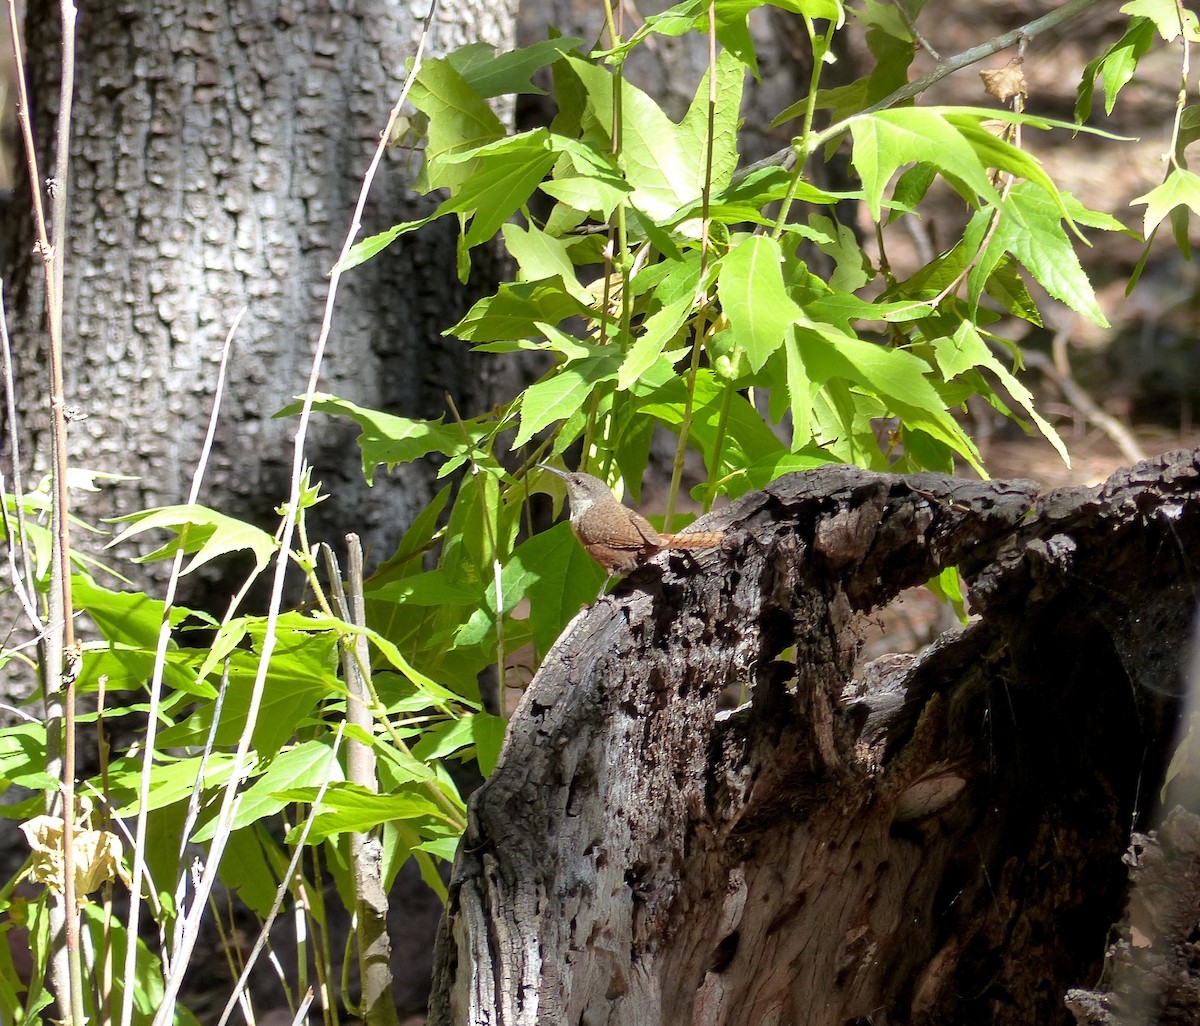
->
[[1167, 1, 1191, 171], [581, 0, 630, 474], [773, 15, 834, 238], [704, 387, 734, 512], [446, 394, 508, 719], [302, 858, 338, 1026], [664, 3, 719, 530]]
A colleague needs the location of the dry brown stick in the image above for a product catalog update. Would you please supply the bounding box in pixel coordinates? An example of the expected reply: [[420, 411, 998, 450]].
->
[[327, 537, 401, 1026], [1018, 326, 1146, 466]]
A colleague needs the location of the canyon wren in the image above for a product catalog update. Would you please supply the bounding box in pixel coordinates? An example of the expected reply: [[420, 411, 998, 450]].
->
[[538, 464, 724, 574]]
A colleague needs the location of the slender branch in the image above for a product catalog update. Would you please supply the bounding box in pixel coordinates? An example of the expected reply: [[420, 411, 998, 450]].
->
[[8, 0, 81, 1018], [332, 537, 400, 1026], [0, 286, 41, 632], [893, 0, 940, 61], [744, 0, 1106, 175], [213, 725, 347, 1026], [117, 307, 243, 1026]]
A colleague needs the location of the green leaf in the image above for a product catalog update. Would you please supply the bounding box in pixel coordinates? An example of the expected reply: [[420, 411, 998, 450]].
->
[[932, 322, 1069, 466], [501, 223, 592, 299], [339, 218, 433, 272], [617, 292, 695, 391], [782, 330, 817, 448], [723, 451, 833, 493], [471, 714, 506, 776], [798, 323, 984, 473], [409, 57, 505, 192], [1120, 0, 1200, 42], [426, 130, 558, 252], [447, 37, 586, 97], [410, 717, 478, 763], [512, 522, 605, 654], [115, 752, 239, 816], [600, 0, 842, 70], [365, 569, 480, 607], [277, 394, 470, 485], [280, 783, 458, 844], [107, 505, 277, 576], [514, 354, 620, 448], [191, 740, 343, 842], [718, 235, 802, 372], [81, 905, 201, 1026], [640, 370, 786, 472], [220, 825, 285, 917], [849, 108, 1001, 220], [0, 723, 45, 786], [887, 164, 937, 220], [449, 279, 592, 342], [808, 213, 870, 292], [157, 621, 340, 758], [540, 175, 630, 219], [943, 114, 1070, 222], [1133, 167, 1200, 238], [977, 182, 1108, 326], [678, 49, 745, 193], [350, 621, 477, 711], [716, 0, 845, 74], [1077, 17, 1156, 120], [565, 56, 703, 221], [925, 566, 968, 624]]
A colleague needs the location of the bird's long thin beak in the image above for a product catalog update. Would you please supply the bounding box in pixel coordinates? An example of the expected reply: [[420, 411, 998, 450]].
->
[[536, 462, 568, 479]]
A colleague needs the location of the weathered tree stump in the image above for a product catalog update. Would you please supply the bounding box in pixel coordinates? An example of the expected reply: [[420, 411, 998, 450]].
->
[[431, 450, 1200, 1026]]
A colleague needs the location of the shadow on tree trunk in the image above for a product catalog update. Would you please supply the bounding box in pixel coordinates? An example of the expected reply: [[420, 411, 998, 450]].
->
[[430, 450, 1200, 1026]]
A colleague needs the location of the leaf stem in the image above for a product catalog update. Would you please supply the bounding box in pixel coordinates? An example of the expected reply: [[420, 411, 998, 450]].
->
[[664, 2, 718, 530], [773, 15, 834, 238]]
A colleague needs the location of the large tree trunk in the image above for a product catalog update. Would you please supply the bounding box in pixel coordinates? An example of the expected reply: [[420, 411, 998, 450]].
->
[[430, 449, 1200, 1026], [2, 0, 515, 615]]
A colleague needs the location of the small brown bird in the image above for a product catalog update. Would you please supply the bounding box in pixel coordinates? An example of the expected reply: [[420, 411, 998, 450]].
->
[[538, 464, 724, 574]]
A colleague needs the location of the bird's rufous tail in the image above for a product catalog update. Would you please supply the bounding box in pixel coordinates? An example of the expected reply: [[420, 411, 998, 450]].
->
[[659, 530, 724, 550]]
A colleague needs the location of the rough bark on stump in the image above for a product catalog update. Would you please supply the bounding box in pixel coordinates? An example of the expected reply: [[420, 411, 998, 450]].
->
[[430, 449, 1200, 1026]]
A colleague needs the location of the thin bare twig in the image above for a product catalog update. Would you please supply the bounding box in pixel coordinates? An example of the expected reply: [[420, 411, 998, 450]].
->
[[327, 537, 399, 1026], [7, 0, 82, 1016], [291, 988, 316, 1026], [0, 282, 41, 631], [117, 306, 244, 1026], [893, 0, 940, 61], [743, 0, 1105, 175], [213, 724, 347, 1026], [1022, 325, 1146, 465]]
